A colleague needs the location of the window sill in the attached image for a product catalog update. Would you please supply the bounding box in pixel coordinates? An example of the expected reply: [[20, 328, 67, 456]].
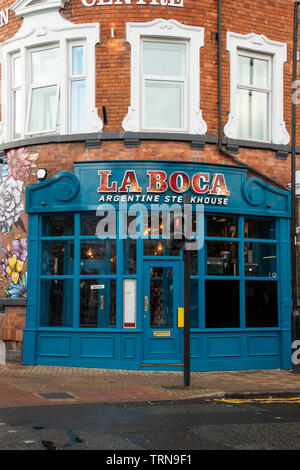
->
[[0, 132, 218, 153], [223, 137, 291, 159]]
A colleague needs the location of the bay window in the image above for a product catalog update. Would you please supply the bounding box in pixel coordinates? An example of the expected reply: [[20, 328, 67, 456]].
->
[[0, 1, 102, 144]]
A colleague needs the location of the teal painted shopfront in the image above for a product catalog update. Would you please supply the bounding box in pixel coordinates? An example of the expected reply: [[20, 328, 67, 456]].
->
[[22, 161, 292, 371]]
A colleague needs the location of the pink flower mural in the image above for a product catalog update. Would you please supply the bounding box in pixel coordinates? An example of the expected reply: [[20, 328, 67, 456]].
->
[[6, 148, 38, 182]]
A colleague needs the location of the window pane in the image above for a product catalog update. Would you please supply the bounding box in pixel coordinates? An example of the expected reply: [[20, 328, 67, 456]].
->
[[206, 241, 238, 276], [238, 55, 250, 85], [150, 267, 173, 328], [245, 242, 277, 277], [41, 241, 74, 275], [145, 80, 183, 129], [70, 80, 86, 132], [252, 57, 269, 88], [205, 280, 240, 328], [190, 279, 199, 328], [80, 279, 116, 328], [237, 88, 250, 139], [143, 41, 186, 77], [81, 213, 115, 236], [72, 45, 84, 75], [238, 55, 269, 89], [245, 218, 276, 239], [42, 214, 74, 237], [28, 85, 58, 133], [80, 240, 116, 275], [206, 216, 238, 237], [31, 47, 59, 84], [245, 281, 278, 327], [12, 56, 21, 88], [143, 239, 179, 257], [13, 90, 21, 138], [251, 91, 269, 141], [237, 89, 269, 141], [124, 239, 136, 275], [40, 279, 73, 327]]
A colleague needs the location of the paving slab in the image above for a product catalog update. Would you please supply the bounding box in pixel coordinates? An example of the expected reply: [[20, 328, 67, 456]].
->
[[0, 364, 300, 407]]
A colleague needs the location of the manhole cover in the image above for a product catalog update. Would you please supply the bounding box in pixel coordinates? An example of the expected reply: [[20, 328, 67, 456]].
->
[[38, 392, 75, 400]]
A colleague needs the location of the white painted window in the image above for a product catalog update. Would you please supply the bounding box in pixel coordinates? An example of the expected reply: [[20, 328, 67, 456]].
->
[[142, 39, 187, 132], [26, 45, 60, 135], [0, 0, 102, 144], [225, 31, 289, 145], [237, 51, 271, 142], [69, 41, 87, 133], [122, 19, 207, 135], [11, 52, 22, 139]]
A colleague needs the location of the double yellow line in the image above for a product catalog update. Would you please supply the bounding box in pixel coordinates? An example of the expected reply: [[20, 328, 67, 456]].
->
[[215, 396, 300, 404]]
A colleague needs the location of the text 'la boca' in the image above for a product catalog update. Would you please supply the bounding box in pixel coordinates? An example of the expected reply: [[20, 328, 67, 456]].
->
[[97, 169, 230, 196]]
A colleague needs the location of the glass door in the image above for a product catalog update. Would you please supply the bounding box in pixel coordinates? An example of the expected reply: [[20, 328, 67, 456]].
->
[[142, 260, 183, 365]]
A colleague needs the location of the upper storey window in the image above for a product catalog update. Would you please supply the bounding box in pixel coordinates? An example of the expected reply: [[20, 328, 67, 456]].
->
[[224, 32, 290, 146], [237, 51, 271, 142], [122, 19, 207, 135], [142, 39, 187, 131], [0, 0, 102, 144]]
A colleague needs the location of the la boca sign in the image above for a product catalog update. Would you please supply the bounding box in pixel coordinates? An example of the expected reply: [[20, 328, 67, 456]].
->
[[97, 169, 230, 205]]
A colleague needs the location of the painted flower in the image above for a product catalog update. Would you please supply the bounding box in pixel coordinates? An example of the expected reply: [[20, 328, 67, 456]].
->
[[11, 237, 27, 262], [5, 253, 24, 284], [0, 176, 24, 229], [6, 148, 39, 181]]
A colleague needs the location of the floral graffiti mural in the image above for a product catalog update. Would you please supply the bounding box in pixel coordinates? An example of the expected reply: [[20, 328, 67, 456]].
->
[[0, 147, 39, 298]]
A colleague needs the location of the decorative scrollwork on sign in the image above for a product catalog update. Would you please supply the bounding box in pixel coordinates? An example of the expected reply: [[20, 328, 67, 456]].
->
[[242, 177, 266, 207], [53, 172, 80, 202]]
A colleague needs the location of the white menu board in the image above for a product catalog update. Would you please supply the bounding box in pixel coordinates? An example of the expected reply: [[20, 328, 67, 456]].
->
[[123, 279, 136, 328]]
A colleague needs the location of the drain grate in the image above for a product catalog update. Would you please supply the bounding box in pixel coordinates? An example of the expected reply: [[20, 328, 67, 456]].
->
[[38, 392, 75, 400]]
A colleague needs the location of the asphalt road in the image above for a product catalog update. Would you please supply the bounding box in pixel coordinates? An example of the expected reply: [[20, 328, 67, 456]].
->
[[0, 398, 300, 453]]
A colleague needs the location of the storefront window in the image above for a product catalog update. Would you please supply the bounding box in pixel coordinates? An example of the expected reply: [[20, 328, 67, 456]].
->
[[244, 242, 276, 277], [40, 279, 73, 327], [42, 214, 74, 236], [41, 240, 74, 275], [80, 240, 116, 275], [80, 279, 116, 328], [206, 241, 238, 276], [144, 239, 180, 257], [245, 281, 278, 327], [124, 239, 136, 275], [205, 280, 240, 328], [206, 216, 238, 238], [245, 217, 276, 239], [190, 279, 199, 328]]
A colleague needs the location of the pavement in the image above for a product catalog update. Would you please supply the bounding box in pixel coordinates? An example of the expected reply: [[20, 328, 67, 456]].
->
[[1, 362, 300, 407]]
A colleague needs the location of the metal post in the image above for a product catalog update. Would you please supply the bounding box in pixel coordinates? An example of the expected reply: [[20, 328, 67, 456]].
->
[[183, 194, 191, 387], [292, 2, 300, 373]]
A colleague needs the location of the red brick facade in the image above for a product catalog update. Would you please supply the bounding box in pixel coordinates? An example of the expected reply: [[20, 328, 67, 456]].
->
[[0, 0, 298, 360]]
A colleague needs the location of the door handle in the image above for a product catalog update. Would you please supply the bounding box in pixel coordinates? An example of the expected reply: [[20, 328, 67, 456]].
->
[[144, 296, 148, 311], [100, 295, 104, 310]]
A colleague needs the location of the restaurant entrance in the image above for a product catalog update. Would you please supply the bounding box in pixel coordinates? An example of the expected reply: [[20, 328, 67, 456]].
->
[[142, 259, 183, 367]]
